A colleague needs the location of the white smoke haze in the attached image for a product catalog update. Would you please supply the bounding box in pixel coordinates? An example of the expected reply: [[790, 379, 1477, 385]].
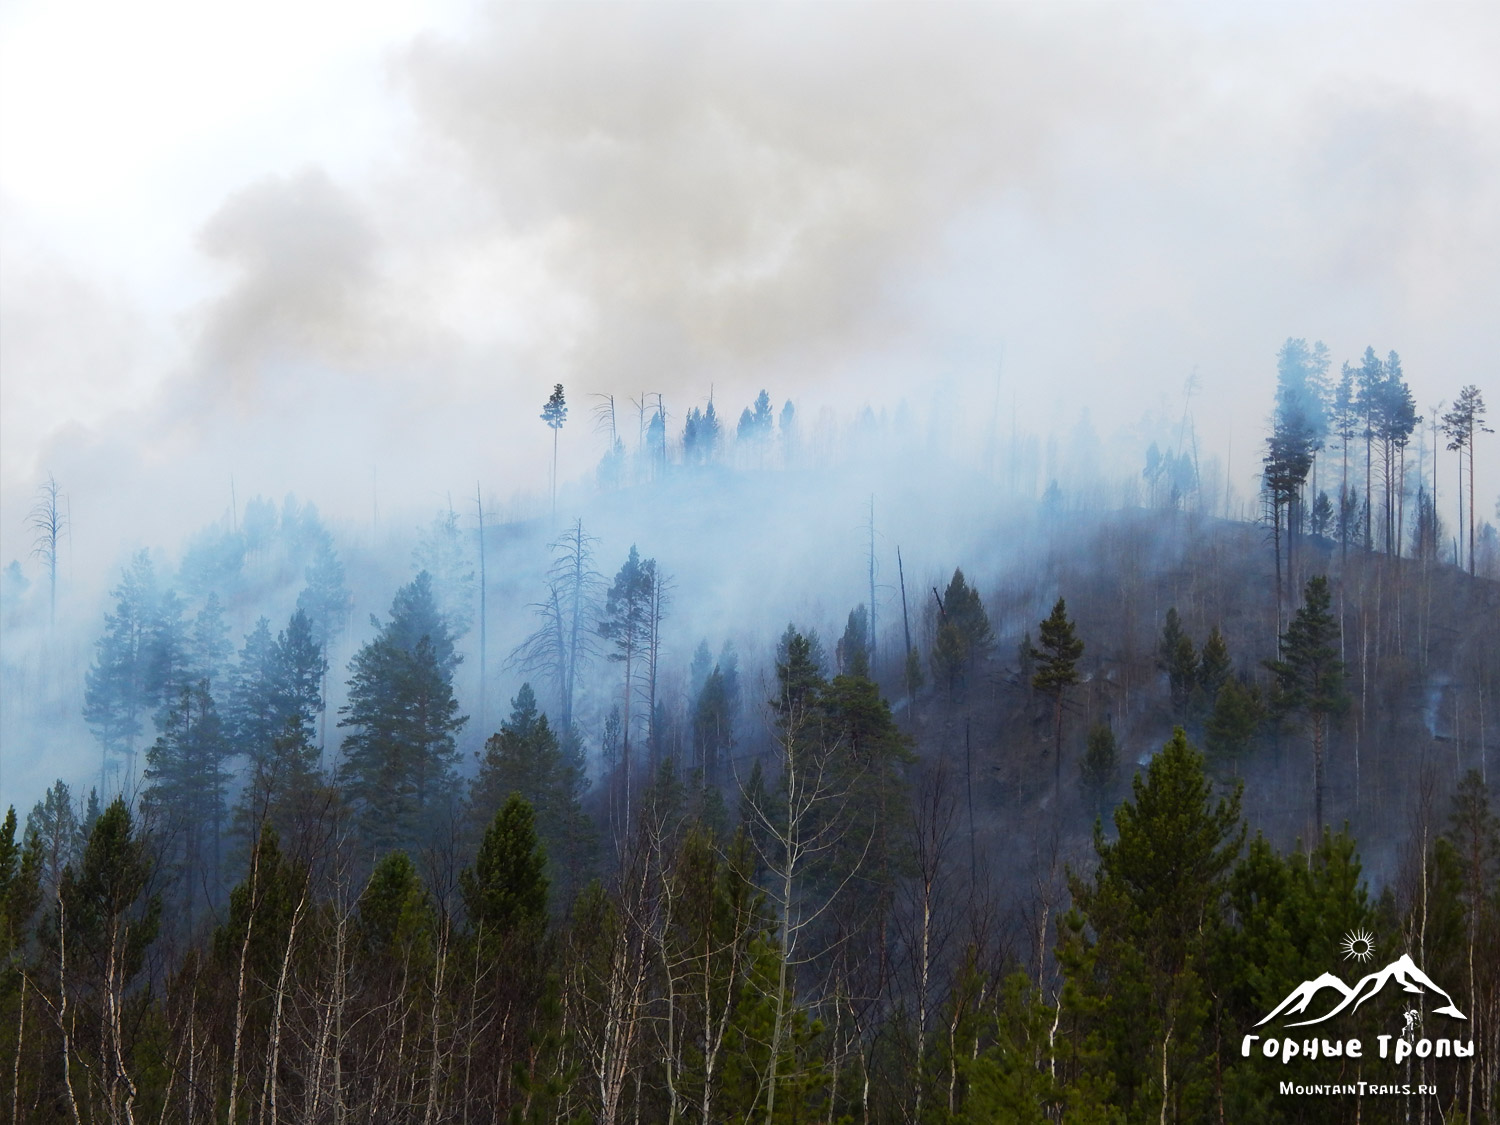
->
[[2, 2, 1498, 808]]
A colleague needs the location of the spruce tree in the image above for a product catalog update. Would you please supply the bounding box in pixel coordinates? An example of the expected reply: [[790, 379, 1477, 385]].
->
[[339, 572, 467, 855], [1196, 625, 1231, 703], [1030, 598, 1084, 796], [144, 679, 230, 922], [930, 568, 992, 693], [598, 546, 655, 816], [1204, 676, 1264, 768], [1264, 575, 1346, 833], [1079, 722, 1118, 819], [1061, 729, 1242, 1122], [470, 684, 593, 898], [84, 551, 160, 791]]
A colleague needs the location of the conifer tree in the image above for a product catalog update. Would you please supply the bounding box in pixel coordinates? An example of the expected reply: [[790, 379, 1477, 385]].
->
[[144, 679, 230, 921], [1442, 385, 1492, 574], [1264, 575, 1346, 833], [57, 797, 161, 1124], [188, 592, 233, 686], [297, 535, 352, 747], [1030, 598, 1084, 796], [1204, 676, 1263, 768], [1167, 632, 1198, 721], [1061, 729, 1242, 1122], [693, 665, 735, 785], [930, 569, 991, 693], [1196, 625, 1231, 703], [461, 794, 548, 941], [413, 507, 476, 640], [339, 572, 467, 854], [599, 546, 656, 818], [26, 780, 80, 897], [84, 551, 161, 792], [470, 684, 593, 898], [1079, 722, 1118, 819], [837, 605, 871, 679], [541, 383, 568, 517]]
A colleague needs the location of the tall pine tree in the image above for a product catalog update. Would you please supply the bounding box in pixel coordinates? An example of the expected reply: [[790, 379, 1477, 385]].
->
[[339, 572, 467, 855]]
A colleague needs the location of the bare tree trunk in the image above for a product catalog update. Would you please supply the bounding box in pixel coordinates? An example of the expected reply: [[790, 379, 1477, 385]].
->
[[226, 843, 263, 1125]]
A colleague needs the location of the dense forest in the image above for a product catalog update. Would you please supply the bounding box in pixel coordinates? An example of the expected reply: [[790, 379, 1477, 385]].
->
[[0, 344, 1496, 1123]]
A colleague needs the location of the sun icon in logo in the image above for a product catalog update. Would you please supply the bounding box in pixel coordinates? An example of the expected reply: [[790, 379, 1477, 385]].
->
[[1341, 929, 1376, 963]]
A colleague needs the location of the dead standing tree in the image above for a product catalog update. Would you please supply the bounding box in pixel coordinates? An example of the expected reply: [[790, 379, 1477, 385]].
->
[[28, 472, 66, 627]]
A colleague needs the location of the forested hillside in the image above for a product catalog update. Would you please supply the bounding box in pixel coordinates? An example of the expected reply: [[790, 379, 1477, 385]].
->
[[1, 354, 1497, 1123]]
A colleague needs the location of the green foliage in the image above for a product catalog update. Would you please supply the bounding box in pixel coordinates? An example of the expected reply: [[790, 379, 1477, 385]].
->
[[144, 679, 230, 920], [1265, 577, 1345, 721], [540, 383, 567, 430], [931, 569, 992, 692], [1196, 625, 1231, 701], [339, 571, 467, 853], [1080, 723, 1118, 815], [357, 850, 432, 961], [1217, 827, 1382, 1121], [693, 664, 735, 784], [838, 603, 871, 679], [1031, 598, 1084, 786], [1204, 675, 1264, 765], [1, 807, 42, 969], [1032, 598, 1084, 699], [1062, 729, 1242, 1123], [1264, 575, 1346, 827], [472, 685, 594, 899], [718, 936, 830, 1123], [461, 794, 549, 940], [27, 779, 81, 896], [84, 551, 164, 782]]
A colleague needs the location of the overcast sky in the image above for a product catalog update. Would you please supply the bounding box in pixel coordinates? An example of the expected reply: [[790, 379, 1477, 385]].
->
[[2, 1, 1497, 569]]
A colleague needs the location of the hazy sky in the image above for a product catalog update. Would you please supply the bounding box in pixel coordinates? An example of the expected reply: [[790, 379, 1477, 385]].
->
[[2, 1, 1497, 567]]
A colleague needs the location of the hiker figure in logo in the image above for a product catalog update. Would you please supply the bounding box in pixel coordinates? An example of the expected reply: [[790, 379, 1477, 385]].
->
[[1402, 1008, 1421, 1042]]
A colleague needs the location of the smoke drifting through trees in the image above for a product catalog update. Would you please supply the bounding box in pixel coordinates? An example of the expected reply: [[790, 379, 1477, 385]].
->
[[0, 349, 1496, 1120]]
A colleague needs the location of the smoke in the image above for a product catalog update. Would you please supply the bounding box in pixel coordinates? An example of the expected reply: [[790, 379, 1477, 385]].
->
[[3, 3, 1498, 807]]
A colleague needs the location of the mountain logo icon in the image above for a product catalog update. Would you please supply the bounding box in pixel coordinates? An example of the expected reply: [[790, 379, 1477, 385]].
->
[[1257, 953, 1467, 1028]]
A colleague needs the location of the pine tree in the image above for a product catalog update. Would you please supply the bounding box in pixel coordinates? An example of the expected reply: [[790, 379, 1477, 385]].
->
[[693, 665, 735, 785], [1061, 729, 1242, 1122], [57, 797, 161, 1124], [1264, 575, 1346, 833], [1204, 676, 1263, 768], [26, 780, 80, 897], [1030, 598, 1084, 796], [144, 679, 230, 922], [297, 535, 351, 749], [413, 507, 476, 640], [1196, 625, 1231, 702], [1167, 632, 1198, 721], [188, 592, 233, 686], [461, 794, 549, 940], [1442, 385, 1492, 574], [837, 605, 870, 678], [339, 572, 467, 854], [541, 383, 568, 517], [1079, 722, 1118, 820], [470, 684, 593, 899], [599, 547, 655, 818], [83, 551, 160, 792], [930, 569, 991, 693], [225, 617, 279, 762]]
